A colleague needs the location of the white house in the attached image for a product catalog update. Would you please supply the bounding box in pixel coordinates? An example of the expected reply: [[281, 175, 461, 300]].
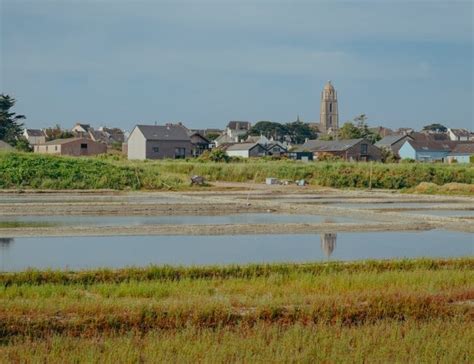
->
[[225, 143, 267, 158], [448, 128, 471, 141], [23, 129, 46, 145]]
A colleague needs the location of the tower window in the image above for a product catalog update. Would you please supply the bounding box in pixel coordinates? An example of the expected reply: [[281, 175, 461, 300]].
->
[[329, 103, 332, 112]]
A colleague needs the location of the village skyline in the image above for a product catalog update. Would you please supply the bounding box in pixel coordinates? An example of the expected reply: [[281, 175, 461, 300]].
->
[[2, 1, 472, 130]]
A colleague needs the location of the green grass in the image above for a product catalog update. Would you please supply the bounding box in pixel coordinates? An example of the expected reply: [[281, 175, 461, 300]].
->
[[0, 221, 58, 228], [0, 258, 472, 362], [0, 152, 472, 190]]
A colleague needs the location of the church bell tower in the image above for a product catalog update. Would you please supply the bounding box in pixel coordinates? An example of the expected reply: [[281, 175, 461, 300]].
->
[[320, 81, 339, 133]]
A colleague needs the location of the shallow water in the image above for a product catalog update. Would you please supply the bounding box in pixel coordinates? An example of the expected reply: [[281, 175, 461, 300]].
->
[[0, 213, 361, 226], [404, 210, 474, 217], [0, 231, 472, 271]]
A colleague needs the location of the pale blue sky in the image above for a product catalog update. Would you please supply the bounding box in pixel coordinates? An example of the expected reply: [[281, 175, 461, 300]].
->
[[1, 0, 473, 131]]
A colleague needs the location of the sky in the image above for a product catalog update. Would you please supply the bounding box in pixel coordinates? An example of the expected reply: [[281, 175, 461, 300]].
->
[[1, 0, 473, 131]]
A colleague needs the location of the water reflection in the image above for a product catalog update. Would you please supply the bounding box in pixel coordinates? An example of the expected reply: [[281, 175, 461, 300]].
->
[[0, 237, 14, 271], [0, 237, 14, 246], [320, 233, 337, 258]]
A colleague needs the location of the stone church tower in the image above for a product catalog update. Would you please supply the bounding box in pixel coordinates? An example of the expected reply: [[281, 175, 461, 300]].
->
[[320, 81, 339, 133]]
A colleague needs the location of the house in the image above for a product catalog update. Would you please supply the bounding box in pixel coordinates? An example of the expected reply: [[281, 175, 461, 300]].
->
[[299, 138, 382, 161], [265, 142, 287, 156], [226, 121, 251, 139], [448, 128, 471, 141], [375, 134, 413, 156], [71, 123, 92, 134], [188, 131, 211, 157], [446, 143, 474, 164], [225, 143, 268, 158], [288, 150, 314, 161], [97, 127, 125, 144], [0, 140, 14, 151], [214, 133, 237, 147], [34, 137, 107, 156], [127, 124, 192, 160], [398, 139, 453, 162], [23, 129, 46, 145]]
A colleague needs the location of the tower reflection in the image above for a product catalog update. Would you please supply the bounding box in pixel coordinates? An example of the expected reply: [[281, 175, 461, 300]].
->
[[320, 233, 337, 258]]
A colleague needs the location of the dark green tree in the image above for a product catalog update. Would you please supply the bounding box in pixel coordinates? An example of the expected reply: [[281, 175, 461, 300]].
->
[[248, 121, 288, 141], [338, 114, 381, 144], [285, 121, 317, 144], [0, 94, 25, 144], [422, 123, 447, 133]]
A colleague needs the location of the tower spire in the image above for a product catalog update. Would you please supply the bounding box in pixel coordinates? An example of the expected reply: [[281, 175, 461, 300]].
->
[[320, 81, 339, 134]]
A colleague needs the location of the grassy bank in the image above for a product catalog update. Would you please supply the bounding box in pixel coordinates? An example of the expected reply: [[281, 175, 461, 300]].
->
[[1, 152, 473, 190], [1, 258, 472, 362]]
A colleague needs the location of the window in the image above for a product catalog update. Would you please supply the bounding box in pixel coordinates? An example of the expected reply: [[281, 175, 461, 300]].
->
[[80, 143, 88, 149], [152, 147, 159, 153], [329, 103, 332, 112], [55, 146, 58, 151], [175, 147, 186, 159], [361, 143, 368, 154]]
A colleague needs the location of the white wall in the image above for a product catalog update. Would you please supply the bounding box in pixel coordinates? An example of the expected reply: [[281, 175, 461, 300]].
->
[[226, 150, 249, 158], [127, 127, 146, 160]]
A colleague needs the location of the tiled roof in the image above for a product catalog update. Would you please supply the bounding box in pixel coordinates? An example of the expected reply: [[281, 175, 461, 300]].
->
[[226, 142, 260, 151], [25, 129, 44, 137], [451, 142, 474, 154], [375, 134, 408, 147], [136, 124, 190, 141], [300, 139, 364, 152], [449, 128, 471, 137]]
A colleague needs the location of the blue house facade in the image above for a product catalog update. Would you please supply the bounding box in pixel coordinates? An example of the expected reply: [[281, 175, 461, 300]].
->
[[398, 140, 451, 162]]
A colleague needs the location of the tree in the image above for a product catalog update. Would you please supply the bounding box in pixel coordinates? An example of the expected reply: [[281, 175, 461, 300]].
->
[[44, 124, 74, 141], [422, 123, 447, 133], [248, 121, 287, 141], [337, 114, 381, 144], [285, 121, 317, 144], [0, 94, 25, 144], [338, 122, 361, 139], [14, 137, 33, 152]]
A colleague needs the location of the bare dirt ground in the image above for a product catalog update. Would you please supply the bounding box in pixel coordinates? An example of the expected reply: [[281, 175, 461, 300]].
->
[[0, 183, 473, 237]]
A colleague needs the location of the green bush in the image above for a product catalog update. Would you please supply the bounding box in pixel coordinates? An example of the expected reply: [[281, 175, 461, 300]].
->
[[0, 152, 472, 190]]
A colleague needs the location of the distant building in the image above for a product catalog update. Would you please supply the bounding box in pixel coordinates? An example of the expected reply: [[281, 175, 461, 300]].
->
[[446, 143, 474, 164], [23, 129, 46, 145], [448, 128, 471, 141], [299, 138, 382, 162], [319, 81, 339, 133], [224, 121, 251, 140], [188, 131, 211, 157], [375, 134, 414, 156], [225, 143, 268, 158], [398, 139, 453, 162], [71, 123, 92, 134], [34, 137, 107, 156], [127, 124, 192, 160]]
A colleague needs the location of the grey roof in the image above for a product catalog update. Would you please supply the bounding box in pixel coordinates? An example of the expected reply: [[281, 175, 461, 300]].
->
[[404, 139, 454, 152], [375, 134, 409, 147], [227, 121, 251, 130], [450, 142, 474, 155], [136, 124, 191, 141], [0, 140, 14, 150], [226, 142, 260, 151], [300, 139, 364, 152], [43, 137, 92, 145], [25, 129, 44, 137], [266, 143, 287, 151]]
